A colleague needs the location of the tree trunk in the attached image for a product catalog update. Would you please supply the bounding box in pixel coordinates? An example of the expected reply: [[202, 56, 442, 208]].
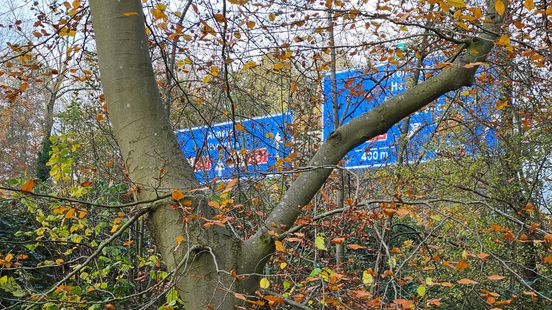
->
[[88, 2, 255, 308]]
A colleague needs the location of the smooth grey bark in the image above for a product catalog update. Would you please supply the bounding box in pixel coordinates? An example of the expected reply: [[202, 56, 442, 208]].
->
[[89, 0, 506, 308], [89, 2, 248, 309]]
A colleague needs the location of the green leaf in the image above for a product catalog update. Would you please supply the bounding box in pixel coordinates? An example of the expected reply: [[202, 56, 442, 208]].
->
[[417, 285, 427, 297], [314, 234, 327, 250]]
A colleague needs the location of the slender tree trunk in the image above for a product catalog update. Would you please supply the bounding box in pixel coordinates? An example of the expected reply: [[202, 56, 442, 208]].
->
[[88, 2, 253, 308]]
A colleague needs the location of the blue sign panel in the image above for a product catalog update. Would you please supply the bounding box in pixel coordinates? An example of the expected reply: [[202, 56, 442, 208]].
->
[[323, 63, 497, 169], [176, 112, 293, 182]]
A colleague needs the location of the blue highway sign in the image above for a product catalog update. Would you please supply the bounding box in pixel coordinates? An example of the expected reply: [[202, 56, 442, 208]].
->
[[322, 62, 497, 169], [176, 112, 293, 182]]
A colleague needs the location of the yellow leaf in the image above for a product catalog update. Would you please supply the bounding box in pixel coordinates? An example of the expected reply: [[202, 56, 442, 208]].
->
[[362, 270, 374, 284], [525, 0, 535, 10], [72, 0, 80, 8], [497, 35, 510, 46], [495, 0, 506, 15], [110, 224, 120, 233], [78, 210, 87, 219], [176, 60, 185, 68], [315, 234, 327, 250], [280, 262, 287, 269], [172, 189, 185, 200], [55, 258, 64, 264], [21, 179, 36, 193], [447, 0, 466, 8], [259, 277, 270, 289], [243, 60, 257, 71], [202, 75, 212, 84], [123, 239, 133, 246], [273, 62, 284, 70], [210, 66, 219, 77], [275, 240, 284, 251], [228, 0, 249, 4], [5, 253, 13, 262]]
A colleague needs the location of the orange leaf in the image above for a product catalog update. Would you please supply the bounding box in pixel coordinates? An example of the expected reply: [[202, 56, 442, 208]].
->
[[234, 292, 247, 301], [495, 0, 506, 15], [172, 189, 185, 200], [123, 239, 133, 246], [456, 260, 469, 270], [175, 235, 185, 244], [64, 208, 76, 219], [208, 201, 220, 208], [487, 275, 506, 281], [457, 278, 478, 285], [275, 240, 284, 251], [235, 123, 245, 131], [21, 179, 36, 193], [524, 0, 535, 10], [96, 113, 106, 121], [348, 244, 366, 250], [78, 210, 87, 218], [478, 252, 490, 260], [122, 11, 139, 16], [331, 237, 345, 244], [543, 256, 552, 264]]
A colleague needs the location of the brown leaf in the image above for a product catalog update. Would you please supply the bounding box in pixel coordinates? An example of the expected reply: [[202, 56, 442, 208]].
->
[[457, 278, 478, 285]]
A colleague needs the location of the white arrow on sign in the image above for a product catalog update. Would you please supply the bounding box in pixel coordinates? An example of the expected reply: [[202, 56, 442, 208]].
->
[[216, 160, 225, 177]]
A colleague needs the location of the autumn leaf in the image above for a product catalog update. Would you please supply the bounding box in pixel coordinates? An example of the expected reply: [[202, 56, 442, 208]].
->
[[228, 0, 249, 4], [331, 237, 345, 244], [348, 244, 366, 250], [314, 234, 327, 250], [64, 209, 75, 220], [172, 189, 185, 200], [487, 274, 506, 281], [543, 256, 552, 264], [447, 0, 466, 8], [21, 179, 36, 193], [495, 0, 506, 15], [275, 240, 284, 251], [259, 277, 270, 289], [456, 260, 469, 270], [175, 235, 185, 245], [524, 0, 535, 10], [457, 278, 478, 285], [122, 12, 139, 17], [362, 270, 374, 284], [235, 123, 245, 131]]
